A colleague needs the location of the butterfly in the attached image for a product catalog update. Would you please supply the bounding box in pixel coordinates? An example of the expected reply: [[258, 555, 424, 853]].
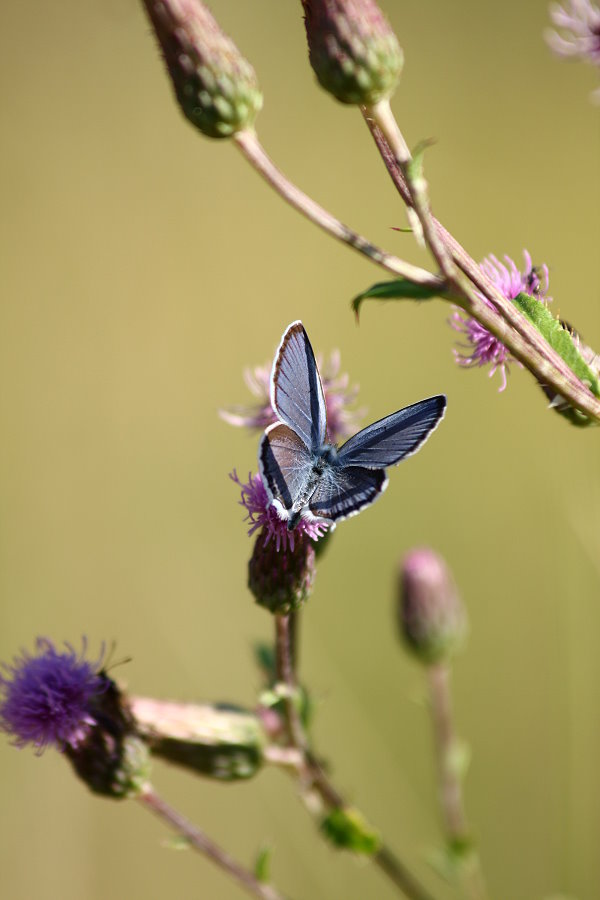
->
[[258, 321, 447, 531]]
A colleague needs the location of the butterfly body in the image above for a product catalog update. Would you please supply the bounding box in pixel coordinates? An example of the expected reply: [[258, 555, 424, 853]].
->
[[259, 321, 446, 530]]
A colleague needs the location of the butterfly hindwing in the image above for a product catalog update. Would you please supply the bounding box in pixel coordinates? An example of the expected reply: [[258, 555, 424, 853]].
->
[[271, 321, 327, 453], [337, 395, 446, 469], [259, 423, 313, 514], [309, 465, 388, 523]]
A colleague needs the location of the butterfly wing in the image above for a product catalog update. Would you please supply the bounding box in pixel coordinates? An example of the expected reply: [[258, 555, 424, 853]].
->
[[309, 465, 388, 523], [337, 395, 446, 468], [271, 321, 327, 452], [259, 423, 313, 516]]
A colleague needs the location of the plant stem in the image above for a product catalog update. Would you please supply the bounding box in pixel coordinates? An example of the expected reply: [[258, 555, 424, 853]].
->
[[234, 128, 442, 290], [137, 784, 286, 900], [274, 612, 308, 753], [427, 665, 488, 900], [272, 611, 436, 900], [361, 101, 600, 424]]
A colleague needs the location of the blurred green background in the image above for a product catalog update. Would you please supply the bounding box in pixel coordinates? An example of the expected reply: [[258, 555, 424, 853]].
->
[[1, 1, 599, 898]]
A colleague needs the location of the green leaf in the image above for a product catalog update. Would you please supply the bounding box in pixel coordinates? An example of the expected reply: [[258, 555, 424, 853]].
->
[[407, 139, 435, 187], [352, 278, 446, 319], [512, 293, 600, 426], [320, 807, 381, 855], [254, 642, 276, 680], [254, 844, 272, 883], [163, 836, 191, 851]]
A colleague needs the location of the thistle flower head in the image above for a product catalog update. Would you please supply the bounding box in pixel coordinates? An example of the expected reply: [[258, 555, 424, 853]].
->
[[142, 0, 263, 138], [231, 471, 329, 552], [450, 251, 551, 392], [0, 638, 150, 796], [221, 350, 364, 444], [0, 638, 106, 752], [546, 0, 600, 99], [398, 548, 467, 665], [301, 0, 403, 105]]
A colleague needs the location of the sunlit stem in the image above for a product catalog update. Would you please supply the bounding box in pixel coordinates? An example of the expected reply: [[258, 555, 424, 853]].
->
[[234, 129, 442, 290], [362, 100, 600, 425]]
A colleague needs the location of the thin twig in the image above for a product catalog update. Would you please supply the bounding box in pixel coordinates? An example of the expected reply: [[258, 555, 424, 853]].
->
[[137, 784, 286, 900], [361, 104, 600, 424], [234, 128, 442, 290], [428, 665, 488, 900]]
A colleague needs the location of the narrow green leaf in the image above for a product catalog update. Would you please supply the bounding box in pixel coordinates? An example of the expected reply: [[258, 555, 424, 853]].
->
[[352, 278, 445, 319], [254, 844, 272, 883], [513, 293, 600, 426], [320, 807, 381, 855]]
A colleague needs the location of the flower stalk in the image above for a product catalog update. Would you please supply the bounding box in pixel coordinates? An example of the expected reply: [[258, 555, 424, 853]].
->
[[137, 784, 286, 900], [427, 664, 487, 900], [270, 612, 435, 900]]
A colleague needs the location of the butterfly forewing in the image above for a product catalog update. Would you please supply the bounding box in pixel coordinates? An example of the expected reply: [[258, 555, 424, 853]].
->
[[337, 396, 446, 469], [271, 321, 327, 452], [259, 423, 313, 513], [309, 466, 388, 522]]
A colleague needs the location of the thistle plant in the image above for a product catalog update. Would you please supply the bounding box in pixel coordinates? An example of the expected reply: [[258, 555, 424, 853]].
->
[[2, 1, 599, 899]]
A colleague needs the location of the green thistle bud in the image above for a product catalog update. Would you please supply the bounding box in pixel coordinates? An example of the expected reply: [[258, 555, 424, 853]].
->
[[399, 548, 467, 666], [131, 698, 266, 781], [142, 0, 263, 138], [301, 0, 403, 105], [66, 676, 151, 798], [249, 533, 316, 614]]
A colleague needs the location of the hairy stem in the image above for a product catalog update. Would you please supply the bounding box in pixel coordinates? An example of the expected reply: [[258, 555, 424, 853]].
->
[[234, 129, 442, 290], [362, 102, 600, 423], [274, 612, 308, 752], [137, 784, 285, 900], [428, 665, 488, 900]]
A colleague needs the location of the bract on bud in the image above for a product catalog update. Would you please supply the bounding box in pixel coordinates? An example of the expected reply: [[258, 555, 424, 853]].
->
[[301, 0, 403, 105], [142, 0, 263, 138], [131, 698, 266, 781], [249, 532, 316, 614], [398, 548, 467, 665], [66, 676, 151, 798]]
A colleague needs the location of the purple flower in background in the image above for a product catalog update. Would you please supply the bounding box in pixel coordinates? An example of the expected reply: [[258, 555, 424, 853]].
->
[[231, 470, 329, 551], [546, 0, 600, 99], [220, 350, 365, 444], [450, 251, 551, 392], [0, 638, 106, 753]]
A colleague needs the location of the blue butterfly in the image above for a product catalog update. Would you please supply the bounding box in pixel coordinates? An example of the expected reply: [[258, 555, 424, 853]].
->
[[259, 321, 447, 531]]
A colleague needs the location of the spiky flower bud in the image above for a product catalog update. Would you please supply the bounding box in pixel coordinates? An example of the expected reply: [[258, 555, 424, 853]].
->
[[249, 532, 316, 614], [301, 0, 403, 105], [399, 549, 467, 665], [131, 698, 266, 781], [142, 0, 263, 138]]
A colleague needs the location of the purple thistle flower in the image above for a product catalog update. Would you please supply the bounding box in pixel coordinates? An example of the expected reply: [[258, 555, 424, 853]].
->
[[546, 0, 600, 99], [230, 470, 330, 552], [450, 251, 551, 392], [0, 638, 107, 753], [220, 350, 365, 444]]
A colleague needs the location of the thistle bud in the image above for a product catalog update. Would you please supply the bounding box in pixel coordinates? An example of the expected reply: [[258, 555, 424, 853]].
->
[[65, 676, 151, 798], [398, 549, 467, 665], [249, 533, 316, 614], [301, 0, 403, 106], [142, 0, 263, 138], [131, 698, 265, 781]]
